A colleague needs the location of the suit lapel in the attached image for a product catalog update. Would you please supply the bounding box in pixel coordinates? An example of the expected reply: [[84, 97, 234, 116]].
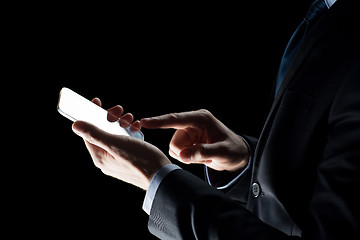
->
[[254, 0, 352, 160]]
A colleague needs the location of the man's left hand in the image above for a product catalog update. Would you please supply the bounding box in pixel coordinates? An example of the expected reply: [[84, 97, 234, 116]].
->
[[71, 99, 171, 190]]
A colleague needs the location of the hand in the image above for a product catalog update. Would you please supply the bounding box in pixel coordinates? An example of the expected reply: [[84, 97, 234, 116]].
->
[[72, 98, 171, 190], [141, 109, 249, 173]]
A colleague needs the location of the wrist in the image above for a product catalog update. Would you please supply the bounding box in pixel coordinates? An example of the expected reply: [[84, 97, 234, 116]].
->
[[227, 155, 249, 174], [205, 136, 252, 190], [141, 160, 172, 190], [227, 134, 250, 173]]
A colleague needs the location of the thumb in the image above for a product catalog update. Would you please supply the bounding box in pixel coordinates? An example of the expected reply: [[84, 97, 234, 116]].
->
[[72, 120, 119, 154], [179, 142, 226, 164]]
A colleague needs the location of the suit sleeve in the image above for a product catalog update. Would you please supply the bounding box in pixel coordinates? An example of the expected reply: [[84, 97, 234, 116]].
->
[[148, 169, 298, 240]]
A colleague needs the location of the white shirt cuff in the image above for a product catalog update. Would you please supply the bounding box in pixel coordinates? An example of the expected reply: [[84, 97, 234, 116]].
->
[[142, 164, 181, 215]]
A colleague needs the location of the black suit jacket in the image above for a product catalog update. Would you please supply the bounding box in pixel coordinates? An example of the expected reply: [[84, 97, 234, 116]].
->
[[148, 0, 360, 239]]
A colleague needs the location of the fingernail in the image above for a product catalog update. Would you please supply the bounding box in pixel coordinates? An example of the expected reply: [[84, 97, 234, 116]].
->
[[141, 117, 151, 121], [120, 119, 130, 128], [72, 123, 82, 136], [130, 121, 141, 131], [72, 127, 81, 136]]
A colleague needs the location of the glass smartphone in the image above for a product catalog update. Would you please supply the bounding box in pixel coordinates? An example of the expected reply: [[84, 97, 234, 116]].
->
[[57, 87, 144, 140]]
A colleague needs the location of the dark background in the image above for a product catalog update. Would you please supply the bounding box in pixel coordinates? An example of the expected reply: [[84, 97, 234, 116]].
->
[[25, 1, 314, 238]]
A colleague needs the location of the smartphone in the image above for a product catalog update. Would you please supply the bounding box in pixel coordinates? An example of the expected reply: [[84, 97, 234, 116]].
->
[[57, 87, 144, 140]]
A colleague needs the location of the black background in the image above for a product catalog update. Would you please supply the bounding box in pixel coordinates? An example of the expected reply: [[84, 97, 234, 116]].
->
[[23, 1, 314, 238]]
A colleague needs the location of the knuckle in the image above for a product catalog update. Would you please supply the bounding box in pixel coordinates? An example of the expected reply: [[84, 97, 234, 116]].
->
[[196, 109, 214, 125], [197, 109, 213, 119], [198, 108, 211, 115], [168, 112, 182, 121]]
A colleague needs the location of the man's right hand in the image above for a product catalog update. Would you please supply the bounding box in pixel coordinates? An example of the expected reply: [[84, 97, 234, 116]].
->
[[141, 109, 249, 173]]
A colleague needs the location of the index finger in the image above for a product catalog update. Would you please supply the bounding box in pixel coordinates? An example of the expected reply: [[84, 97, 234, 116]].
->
[[141, 109, 212, 129]]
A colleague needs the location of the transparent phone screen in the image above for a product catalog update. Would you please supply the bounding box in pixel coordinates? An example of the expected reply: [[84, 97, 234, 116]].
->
[[57, 87, 144, 140]]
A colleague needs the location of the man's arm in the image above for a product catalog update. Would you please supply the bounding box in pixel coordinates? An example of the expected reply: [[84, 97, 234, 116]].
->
[[148, 168, 297, 240], [148, 65, 360, 239]]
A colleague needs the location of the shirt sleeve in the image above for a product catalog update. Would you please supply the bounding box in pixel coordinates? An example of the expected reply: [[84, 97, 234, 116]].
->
[[204, 135, 253, 190], [142, 164, 182, 215]]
